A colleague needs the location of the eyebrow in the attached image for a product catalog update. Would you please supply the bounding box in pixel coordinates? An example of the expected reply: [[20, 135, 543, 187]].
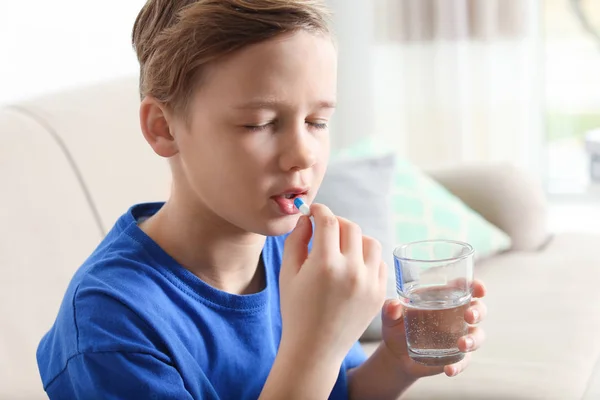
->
[[233, 99, 337, 110]]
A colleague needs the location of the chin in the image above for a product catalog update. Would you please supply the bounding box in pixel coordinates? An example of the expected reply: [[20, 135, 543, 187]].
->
[[258, 215, 300, 237]]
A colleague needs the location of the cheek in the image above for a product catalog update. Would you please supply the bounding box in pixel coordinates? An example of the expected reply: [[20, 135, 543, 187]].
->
[[181, 122, 241, 164], [236, 134, 281, 171], [318, 137, 330, 168], [320, 138, 330, 162], [319, 133, 331, 159], [176, 128, 235, 186], [309, 135, 330, 178], [213, 135, 277, 193], [313, 157, 329, 185]]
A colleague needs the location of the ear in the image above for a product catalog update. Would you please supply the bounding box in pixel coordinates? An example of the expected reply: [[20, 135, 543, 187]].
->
[[139, 96, 179, 158]]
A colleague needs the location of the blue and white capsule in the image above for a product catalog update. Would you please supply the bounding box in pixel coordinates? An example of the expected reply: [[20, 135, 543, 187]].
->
[[293, 197, 311, 216]]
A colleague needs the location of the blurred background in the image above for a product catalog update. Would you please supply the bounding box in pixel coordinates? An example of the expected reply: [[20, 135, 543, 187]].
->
[[2, 2, 600, 398], [1, 0, 599, 230]]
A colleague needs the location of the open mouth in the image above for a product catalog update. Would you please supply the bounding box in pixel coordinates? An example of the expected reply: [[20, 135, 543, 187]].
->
[[273, 187, 309, 203], [280, 191, 308, 200], [272, 189, 309, 214]]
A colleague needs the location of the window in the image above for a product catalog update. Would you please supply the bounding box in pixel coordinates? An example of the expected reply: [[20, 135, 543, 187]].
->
[[544, 0, 600, 198]]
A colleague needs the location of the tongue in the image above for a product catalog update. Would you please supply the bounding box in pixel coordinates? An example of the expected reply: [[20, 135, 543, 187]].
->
[[273, 196, 296, 214]]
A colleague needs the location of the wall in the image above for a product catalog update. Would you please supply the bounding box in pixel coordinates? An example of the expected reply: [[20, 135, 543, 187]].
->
[[0, 0, 145, 105]]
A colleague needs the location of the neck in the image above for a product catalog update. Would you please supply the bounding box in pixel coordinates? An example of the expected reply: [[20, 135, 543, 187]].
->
[[140, 189, 266, 295]]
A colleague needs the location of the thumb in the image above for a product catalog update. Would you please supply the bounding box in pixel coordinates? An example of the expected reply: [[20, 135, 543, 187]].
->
[[281, 216, 313, 280], [381, 299, 405, 328]]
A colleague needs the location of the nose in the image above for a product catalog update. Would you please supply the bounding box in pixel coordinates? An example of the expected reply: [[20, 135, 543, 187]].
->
[[278, 122, 318, 172]]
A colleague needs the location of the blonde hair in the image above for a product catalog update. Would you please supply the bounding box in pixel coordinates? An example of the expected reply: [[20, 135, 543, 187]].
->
[[132, 0, 332, 115]]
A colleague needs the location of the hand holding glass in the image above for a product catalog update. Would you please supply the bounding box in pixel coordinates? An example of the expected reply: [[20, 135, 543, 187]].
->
[[394, 240, 474, 366]]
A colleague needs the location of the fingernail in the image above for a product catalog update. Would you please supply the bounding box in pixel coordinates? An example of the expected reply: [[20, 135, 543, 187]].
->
[[471, 309, 479, 322], [465, 336, 474, 350], [449, 366, 458, 377], [385, 299, 402, 315], [384, 299, 395, 311]]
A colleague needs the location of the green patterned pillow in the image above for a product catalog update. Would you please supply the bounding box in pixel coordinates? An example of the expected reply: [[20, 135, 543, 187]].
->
[[333, 136, 512, 260]]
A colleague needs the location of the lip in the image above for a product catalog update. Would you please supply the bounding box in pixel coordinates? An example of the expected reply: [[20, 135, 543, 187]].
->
[[272, 187, 310, 198], [270, 187, 310, 215]]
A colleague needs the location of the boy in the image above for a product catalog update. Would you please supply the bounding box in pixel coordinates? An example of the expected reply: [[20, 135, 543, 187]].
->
[[37, 1, 487, 398]]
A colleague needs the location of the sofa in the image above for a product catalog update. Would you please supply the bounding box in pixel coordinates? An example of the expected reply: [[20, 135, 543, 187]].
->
[[1, 77, 599, 400]]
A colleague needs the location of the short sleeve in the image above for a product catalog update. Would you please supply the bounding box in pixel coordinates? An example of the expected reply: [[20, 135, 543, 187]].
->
[[45, 351, 215, 400], [344, 341, 367, 370]]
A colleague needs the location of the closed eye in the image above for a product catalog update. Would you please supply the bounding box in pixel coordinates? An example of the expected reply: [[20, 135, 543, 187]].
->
[[243, 121, 328, 132], [244, 122, 274, 132], [307, 121, 328, 130]]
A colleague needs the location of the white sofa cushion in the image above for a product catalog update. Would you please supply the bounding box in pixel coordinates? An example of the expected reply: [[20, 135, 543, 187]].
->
[[0, 108, 103, 399], [428, 163, 550, 252], [16, 77, 172, 230]]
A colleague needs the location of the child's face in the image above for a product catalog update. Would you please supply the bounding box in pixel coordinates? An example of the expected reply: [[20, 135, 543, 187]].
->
[[171, 30, 337, 236]]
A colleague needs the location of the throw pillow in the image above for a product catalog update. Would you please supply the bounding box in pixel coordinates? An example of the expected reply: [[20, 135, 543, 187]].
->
[[334, 135, 512, 262], [390, 157, 512, 259]]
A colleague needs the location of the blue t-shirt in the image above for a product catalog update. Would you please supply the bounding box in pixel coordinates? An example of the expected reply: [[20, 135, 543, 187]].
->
[[37, 203, 366, 399]]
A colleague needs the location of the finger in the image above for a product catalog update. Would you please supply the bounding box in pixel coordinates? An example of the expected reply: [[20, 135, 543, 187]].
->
[[338, 217, 363, 258], [465, 300, 487, 325], [362, 235, 382, 270], [381, 298, 404, 328], [444, 353, 471, 377], [281, 216, 314, 280], [309, 204, 340, 259], [472, 279, 487, 298], [458, 326, 486, 353]]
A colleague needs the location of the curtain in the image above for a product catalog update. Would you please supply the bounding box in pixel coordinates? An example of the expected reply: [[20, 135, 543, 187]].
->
[[328, 0, 543, 174]]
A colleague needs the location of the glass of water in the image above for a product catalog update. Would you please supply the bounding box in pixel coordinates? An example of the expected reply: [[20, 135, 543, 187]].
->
[[393, 240, 474, 366]]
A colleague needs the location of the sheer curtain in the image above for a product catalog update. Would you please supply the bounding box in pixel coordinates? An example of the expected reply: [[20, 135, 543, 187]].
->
[[329, 0, 543, 174]]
